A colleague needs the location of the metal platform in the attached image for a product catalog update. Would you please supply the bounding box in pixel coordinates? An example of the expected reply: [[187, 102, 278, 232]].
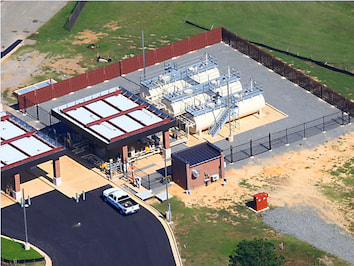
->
[[141, 52, 218, 91], [163, 70, 240, 103]]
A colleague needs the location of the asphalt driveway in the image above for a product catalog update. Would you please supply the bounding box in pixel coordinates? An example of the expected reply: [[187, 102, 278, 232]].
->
[[1, 185, 175, 266]]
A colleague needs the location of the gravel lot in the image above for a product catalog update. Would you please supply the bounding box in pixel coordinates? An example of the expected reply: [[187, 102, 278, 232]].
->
[[263, 205, 354, 265]]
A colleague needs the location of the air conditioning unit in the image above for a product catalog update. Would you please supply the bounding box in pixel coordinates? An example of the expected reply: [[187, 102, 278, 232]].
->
[[211, 174, 219, 182]]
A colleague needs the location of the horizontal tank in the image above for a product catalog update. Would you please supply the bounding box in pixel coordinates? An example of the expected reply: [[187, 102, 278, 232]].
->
[[163, 92, 211, 116], [140, 79, 191, 101], [140, 56, 219, 102], [162, 80, 243, 116], [189, 94, 265, 133], [189, 67, 220, 84]]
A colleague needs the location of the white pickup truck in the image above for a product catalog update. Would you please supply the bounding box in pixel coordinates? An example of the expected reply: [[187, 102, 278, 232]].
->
[[103, 187, 140, 215]]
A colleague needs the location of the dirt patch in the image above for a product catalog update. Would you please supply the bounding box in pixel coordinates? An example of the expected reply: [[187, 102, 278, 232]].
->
[[48, 55, 88, 75], [160, 39, 170, 44], [1, 50, 88, 104], [170, 132, 354, 235], [1, 51, 47, 93], [104, 21, 121, 31], [72, 29, 108, 45]]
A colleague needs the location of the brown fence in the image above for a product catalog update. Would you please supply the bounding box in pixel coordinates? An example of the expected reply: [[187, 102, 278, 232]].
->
[[17, 27, 222, 110], [20, 26, 354, 117], [221, 28, 354, 116]]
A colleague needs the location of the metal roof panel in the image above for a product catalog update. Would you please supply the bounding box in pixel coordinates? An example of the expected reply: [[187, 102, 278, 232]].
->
[[172, 141, 222, 167]]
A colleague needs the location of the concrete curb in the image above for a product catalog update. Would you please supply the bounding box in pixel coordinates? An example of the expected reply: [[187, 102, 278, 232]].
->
[[139, 200, 183, 266], [0, 40, 23, 63], [1, 235, 52, 266]]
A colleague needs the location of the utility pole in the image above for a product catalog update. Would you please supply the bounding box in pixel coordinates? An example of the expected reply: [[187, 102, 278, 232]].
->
[[228, 67, 233, 143], [142, 30, 146, 80], [164, 149, 171, 222], [21, 189, 31, 250]]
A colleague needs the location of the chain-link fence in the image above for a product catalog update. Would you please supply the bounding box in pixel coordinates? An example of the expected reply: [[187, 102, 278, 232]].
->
[[65, 1, 87, 31], [222, 28, 354, 116], [132, 167, 162, 191], [23, 99, 59, 127], [224, 111, 351, 163]]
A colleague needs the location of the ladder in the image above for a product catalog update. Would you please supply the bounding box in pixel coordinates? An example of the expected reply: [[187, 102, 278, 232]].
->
[[209, 106, 238, 137]]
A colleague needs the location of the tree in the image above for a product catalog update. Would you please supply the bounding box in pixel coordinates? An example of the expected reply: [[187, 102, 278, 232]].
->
[[229, 238, 285, 266]]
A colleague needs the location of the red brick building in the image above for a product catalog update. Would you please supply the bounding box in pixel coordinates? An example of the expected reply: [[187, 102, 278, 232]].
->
[[172, 142, 224, 190]]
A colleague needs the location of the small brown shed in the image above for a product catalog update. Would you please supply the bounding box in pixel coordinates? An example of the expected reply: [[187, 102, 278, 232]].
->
[[172, 141, 225, 190]]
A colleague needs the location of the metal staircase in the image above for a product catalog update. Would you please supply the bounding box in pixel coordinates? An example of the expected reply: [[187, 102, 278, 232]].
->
[[209, 106, 238, 137]]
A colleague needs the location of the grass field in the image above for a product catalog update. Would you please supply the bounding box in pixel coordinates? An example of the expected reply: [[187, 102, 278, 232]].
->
[[322, 156, 354, 232], [4, 2, 353, 264], [1, 237, 44, 264], [15, 1, 353, 99], [153, 198, 349, 266]]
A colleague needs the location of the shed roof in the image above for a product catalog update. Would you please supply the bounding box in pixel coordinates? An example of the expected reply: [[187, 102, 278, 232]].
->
[[172, 141, 222, 167], [0, 111, 64, 175], [51, 87, 175, 149]]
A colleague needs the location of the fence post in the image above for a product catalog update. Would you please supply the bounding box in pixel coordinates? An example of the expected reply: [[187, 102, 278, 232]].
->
[[268, 133, 272, 151], [109, 159, 113, 180], [285, 128, 289, 146], [250, 139, 253, 157], [303, 123, 306, 140], [24, 97, 27, 113], [341, 111, 344, 126], [36, 104, 39, 120], [148, 174, 151, 190], [230, 145, 233, 163]]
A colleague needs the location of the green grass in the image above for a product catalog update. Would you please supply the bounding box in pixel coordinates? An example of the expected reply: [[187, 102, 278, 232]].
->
[[322, 157, 354, 232], [322, 158, 354, 234], [153, 197, 349, 265], [1, 237, 43, 261], [2, 89, 17, 105], [323, 157, 354, 201], [13, 1, 354, 99]]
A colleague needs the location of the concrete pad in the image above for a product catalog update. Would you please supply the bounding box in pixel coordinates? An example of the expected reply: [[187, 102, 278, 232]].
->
[[155, 191, 173, 202], [133, 154, 171, 174], [1, 191, 17, 208], [1, 1, 67, 51], [20, 177, 55, 198], [186, 103, 287, 146], [37, 155, 110, 198], [136, 190, 154, 201]]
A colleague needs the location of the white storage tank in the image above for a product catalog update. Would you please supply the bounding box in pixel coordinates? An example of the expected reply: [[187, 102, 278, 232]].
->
[[162, 80, 243, 116], [189, 93, 265, 133], [140, 79, 191, 102], [163, 91, 211, 116], [189, 67, 220, 84]]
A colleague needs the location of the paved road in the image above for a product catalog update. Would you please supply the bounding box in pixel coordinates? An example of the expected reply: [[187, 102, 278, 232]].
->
[[1, 1, 67, 51], [1, 185, 175, 266]]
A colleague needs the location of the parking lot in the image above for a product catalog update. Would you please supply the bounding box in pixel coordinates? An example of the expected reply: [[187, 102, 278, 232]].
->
[[1, 185, 175, 265]]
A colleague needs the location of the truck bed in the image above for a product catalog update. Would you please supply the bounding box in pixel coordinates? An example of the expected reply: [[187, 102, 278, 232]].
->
[[119, 196, 138, 208], [103, 187, 140, 215]]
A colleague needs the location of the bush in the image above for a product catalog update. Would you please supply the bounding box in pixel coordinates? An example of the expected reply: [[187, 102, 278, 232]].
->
[[229, 238, 285, 266]]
